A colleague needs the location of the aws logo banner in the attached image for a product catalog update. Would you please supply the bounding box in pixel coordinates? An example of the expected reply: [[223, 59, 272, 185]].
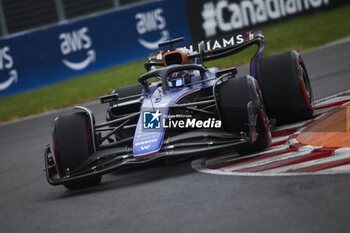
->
[[135, 8, 170, 50], [59, 27, 95, 70], [0, 0, 192, 98], [0, 46, 17, 91]]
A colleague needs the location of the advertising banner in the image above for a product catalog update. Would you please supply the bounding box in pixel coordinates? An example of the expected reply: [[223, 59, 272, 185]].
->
[[184, 0, 348, 41], [0, 0, 191, 98]]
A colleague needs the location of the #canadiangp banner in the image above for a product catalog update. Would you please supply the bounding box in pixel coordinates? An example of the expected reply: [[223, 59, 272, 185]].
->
[[0, 0, 191, 98], [184, 0, 349, 41]]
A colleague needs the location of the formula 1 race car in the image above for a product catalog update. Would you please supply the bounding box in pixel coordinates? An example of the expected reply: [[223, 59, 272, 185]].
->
[[44, 30, 313, 189]]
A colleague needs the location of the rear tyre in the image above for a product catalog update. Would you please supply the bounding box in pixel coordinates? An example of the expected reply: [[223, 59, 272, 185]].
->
[[218, 76, 271, 155], [52, 111, 101, 190], [256, 51, 313, 125]]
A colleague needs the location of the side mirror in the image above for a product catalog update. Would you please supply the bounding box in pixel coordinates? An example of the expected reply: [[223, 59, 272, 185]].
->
[[198, 41, 206, 53], [198, 41, 206, 64]]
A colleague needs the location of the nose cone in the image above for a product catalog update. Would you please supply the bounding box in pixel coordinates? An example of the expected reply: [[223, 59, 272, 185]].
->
[[133, 109, 168, 157]]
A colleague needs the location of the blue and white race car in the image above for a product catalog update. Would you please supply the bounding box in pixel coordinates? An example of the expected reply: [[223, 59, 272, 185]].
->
[[44, 30, 313, 189]]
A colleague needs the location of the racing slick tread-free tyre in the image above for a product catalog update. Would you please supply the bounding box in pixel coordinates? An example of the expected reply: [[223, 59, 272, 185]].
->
[[109, 84, 143, 140], [256, 51, 313, 125], [235, 112, 271, 155], [52, 111, 101, 190], [110, 83, 143, 105], [218, 75, 271, 155]]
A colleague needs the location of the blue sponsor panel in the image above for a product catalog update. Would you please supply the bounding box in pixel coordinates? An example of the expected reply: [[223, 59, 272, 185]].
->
[[0, 0, 191, 98]]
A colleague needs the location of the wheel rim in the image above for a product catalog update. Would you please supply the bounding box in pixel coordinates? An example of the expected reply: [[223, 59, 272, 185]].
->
[[300, 62, 312, 104], [254, 81, 271, 138]]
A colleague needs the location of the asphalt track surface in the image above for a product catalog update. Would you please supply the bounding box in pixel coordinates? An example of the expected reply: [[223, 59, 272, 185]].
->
[[1, 42, 350, 233]]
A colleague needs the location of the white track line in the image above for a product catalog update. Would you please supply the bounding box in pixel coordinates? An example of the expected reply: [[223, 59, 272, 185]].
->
[[313, 107, 337, 115], [220, 146, 316, 172], [262, 150, 350, 173], [192, 148, 350, 176], [273, 120, 310, 132], [314, 96, 350, 108], [192, 91, 350, 176], [206, 144, 290, 168], [319, 164, 350, 173], [314, 89, 350, 104], [192, 158, 350, 176], [271, 136, 290, 144]]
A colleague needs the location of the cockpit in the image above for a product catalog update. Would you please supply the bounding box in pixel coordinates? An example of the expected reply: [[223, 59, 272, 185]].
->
[[166, 71, 191, 88], [163, 48, 194, 88]]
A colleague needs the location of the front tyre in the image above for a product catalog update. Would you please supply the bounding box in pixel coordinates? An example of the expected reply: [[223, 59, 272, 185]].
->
[[110, 84, 143, 106], [52, 111, 102, 190], [256, 51, 313, 125], [218, 76, 271, 155], [63, 176, 102, 190], [235, 109, 271, 155]]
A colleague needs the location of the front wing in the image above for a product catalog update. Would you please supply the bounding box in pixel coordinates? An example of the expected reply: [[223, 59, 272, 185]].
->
[[44, 130, 248, 185]]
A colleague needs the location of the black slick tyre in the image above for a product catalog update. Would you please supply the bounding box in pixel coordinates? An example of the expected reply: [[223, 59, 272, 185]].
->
[[52, 111, 101, 190], [256, 51, 313, 125], [218, 76, 271, 155], [109, 84, 143, 140], [235, 110, 271, 155], [110, 83, 143, 105]]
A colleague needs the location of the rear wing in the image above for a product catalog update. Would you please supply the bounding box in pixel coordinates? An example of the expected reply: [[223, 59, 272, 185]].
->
[[185, 30, 263, 55], [146, 30, 264, 66]]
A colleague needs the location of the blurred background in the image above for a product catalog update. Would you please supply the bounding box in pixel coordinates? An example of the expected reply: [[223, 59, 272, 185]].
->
[[0, 0, 150, 36], [0, 0, 349, 122]]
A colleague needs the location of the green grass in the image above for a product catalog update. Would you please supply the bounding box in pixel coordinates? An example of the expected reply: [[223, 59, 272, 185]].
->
[[1, 5, 350, 122]]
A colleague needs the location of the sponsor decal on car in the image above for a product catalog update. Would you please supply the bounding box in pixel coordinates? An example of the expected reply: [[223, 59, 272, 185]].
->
[[59, 27, 96, 70], [149, 31, 253, 56], [0, 46, 18, 91]]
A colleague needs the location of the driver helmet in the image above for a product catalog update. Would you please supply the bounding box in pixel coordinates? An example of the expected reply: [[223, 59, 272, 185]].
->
[[166, 71, 191, 88]]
